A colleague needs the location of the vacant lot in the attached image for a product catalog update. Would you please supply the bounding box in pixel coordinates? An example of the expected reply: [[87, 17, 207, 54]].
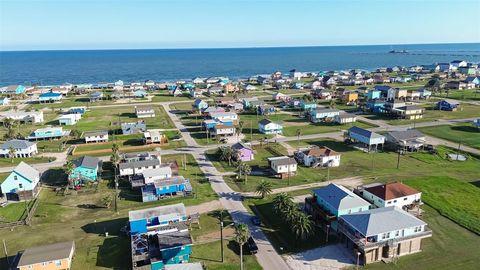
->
[[406, 176, 480, 234], [418, 123, 480, 149], [0, 156, 54, 167], [433, 88, 480, 101]]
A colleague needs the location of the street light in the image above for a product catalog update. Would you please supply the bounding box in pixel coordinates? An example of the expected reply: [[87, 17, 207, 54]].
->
[[219, 211, 235, 263], [325, 224, 330, 243], [356, 251, 361, 270]]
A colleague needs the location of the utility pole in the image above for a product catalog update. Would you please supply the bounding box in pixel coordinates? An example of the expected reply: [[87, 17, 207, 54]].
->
[[456, 141, 461, 161], [250, 120, 253, 142], [3, 239, 9, 267], [396, 148, 401, 169], [220, 211, 224, 263]]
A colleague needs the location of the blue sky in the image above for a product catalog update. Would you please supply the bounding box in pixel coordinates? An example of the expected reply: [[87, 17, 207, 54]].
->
[[0, 0, 479, 50]]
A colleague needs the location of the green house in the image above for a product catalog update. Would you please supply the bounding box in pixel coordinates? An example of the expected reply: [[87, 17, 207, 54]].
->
[[69, 156, 100, 184]]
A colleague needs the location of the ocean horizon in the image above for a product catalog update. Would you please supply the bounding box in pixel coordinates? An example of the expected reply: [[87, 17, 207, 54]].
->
[[1, 42, 479, 86]]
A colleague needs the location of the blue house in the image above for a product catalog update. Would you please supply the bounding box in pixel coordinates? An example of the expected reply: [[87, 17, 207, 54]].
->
[[202, 119, 217, 129], [182, 83, 195, 90], [366, 99, 386, 113], [373, 85, 396, 99], [141, 176, 192, 202], [192, 99, 208, 111], [474, 119, 480, 129], [28, 127, 68, 140], [129, 203, 193, 270], [69, 156, 100, 185], [419, 89, 432, 99], [367, 90, 381, 100], [2, 85, 26, 95], [305, 183, 370, 231], [345, 126, 385, 152], [68, 106, 88, 115], [436, 100, 460, 111], [38, 91, 62, 102], [0, 97, 10, 105], [299, 100, 317, 111], [258, 119, 283, 134], [310, 109, 341, 123], [257, 104, 275, 115], [0, 162, 41, 201]]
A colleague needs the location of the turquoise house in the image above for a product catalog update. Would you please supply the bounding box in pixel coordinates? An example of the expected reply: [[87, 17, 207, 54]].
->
[[28, 127, 66, 140], [310, 183, 370, 231], [39, 91, 62, 102], [69, 156, 100, 184], [134, 90, 148, 98], [129, 203, 192, 269], [367, 90, 381, 100], [0, 162, 41, 201], [299, 101, 317, 111], [3, 85, 26, 94]]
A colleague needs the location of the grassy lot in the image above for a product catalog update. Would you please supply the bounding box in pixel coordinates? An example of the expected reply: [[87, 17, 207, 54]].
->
[[0, 200, 36, 223], [357, 205, 480, 270], [169, 101, 195, 111], [433, 88, 480, 101], [0, 111, 59, 139], [0, 156, 54, 167], [30, 96, 116, 110], [283, 120, 374, 137], [0, 154, 218, 270], [152, 93, 192, 102], [418, 123, 480, 149], [191, 240, 262, 270], [75, 105, 174, 133], [405, 176, 480, 234], [244, 195, 331, 254], [190, 210, 233, 241]]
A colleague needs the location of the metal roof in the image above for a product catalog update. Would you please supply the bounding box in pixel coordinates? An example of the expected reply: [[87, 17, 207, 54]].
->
[[84, 130, 108, 137], [0, 139, 36, 150], [119, 158, 160, 170], [165, 263, 203, 270], [74, 156, 99, 169], [17, 241, 75, 267], [313, 183, 370, 211], [129, 203, 186, 221], [13, 162, 40, 182], [387, 129, 424, 142], [156, 230, 192, 250], [340, 206, 426, 237], [348, 126, 384, 139]]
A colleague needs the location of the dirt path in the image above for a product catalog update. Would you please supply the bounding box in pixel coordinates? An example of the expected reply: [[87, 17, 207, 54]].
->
[[195, 227, 235, 244]]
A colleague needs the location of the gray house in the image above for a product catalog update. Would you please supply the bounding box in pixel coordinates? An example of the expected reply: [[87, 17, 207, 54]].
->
[[121, 121, 147, 135], [385, 129, 426, 152]]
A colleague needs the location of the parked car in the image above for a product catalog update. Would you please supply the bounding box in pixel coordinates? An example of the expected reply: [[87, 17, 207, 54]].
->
[[0, 201, 7, 208], [244, 236, 258, 254], [251, 216, 261, 226]]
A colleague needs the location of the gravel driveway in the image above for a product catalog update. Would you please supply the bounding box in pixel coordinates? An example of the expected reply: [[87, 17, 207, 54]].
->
[[284, 243, 356, 270]]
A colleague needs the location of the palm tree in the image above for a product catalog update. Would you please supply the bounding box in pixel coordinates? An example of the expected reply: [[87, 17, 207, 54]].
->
[[259, 137, 266, 148], [111, 143, 120, 155], [8, 146, 16, 163], [234, 223, 250, 270], [64, 160, 75, 188], [272, 192, 294, 215], [290, 211, 314, 248], [242, 163, 251, 184], [237, 121, 244, 138], [255, 180, 273, 199]]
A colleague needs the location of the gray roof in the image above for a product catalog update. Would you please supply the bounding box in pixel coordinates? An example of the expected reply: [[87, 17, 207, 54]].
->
[[14, 162, 40, 182], [165, 263, 203, 270], [142, 165, 172, 178], [313, 183, 370, 211], [74, 156, 99, 169], [129, 203, 186, 221], [340, 206, 426, 237], [315, 108, 341, 113], [348, 126, 384, 139], [17, 241, 75, 267], [388, 129, 424, 142], [119, 158, 160, 170], [84, 130, 108, 137], [152, 176, 187, 188], [0, 139, 36, 150], [268, 156, 297, 166], [156, 230, 192, 250]]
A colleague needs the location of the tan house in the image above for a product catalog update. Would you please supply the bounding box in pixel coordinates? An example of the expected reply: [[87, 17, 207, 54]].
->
[[16, 241, 75, 270], [392, 105, 424, 120], [395, 89, 408, 99]]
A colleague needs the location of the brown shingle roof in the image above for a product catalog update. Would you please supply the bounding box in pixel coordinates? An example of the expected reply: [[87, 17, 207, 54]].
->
[[365, 182, 420, 200], [304, 146, 339, 157]]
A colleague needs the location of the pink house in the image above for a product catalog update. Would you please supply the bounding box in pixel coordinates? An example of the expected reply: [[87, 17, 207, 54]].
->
[[231, 143, 254, 161]]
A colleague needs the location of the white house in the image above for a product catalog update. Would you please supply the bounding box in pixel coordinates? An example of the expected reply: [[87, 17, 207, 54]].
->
[[58, 114, 81, 125], [141, 165, 173, 184], [0, 97, 10, 105], [359, 182, 422, 209], [209, 111, 238, 124], [135, 107, 155, 118], [258, 119, 283, 134], [0, 111, 44, 123], [212, 124, 236, 137], [268, 156, 297, 178], [334, 113, 357, 124], [310, 109, 341, 123], [119, 155, 161, 177], [84, 131, 109, 143], [0, 140, 38, 158], [295, 146, 341, 167]]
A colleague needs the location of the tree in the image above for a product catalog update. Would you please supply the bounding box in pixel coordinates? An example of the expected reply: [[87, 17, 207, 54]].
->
[[296, 128, 301, 145], [237, 162, 251, 183], [255, 180, 273, 199], [234, 223, 250, 270], [8, 146, 16, 163], [102, 195, 113, 208], [64, 160, 75, 188], [237, 121, 245, 138], [112, 143, 120, 155], [259, 137, 266, 148], [70, 129, 81, 139], [272, 192, 294, 215], [329, 98, 336, 109], [217, 146, 235, 166], [290, 211, 314, 247]]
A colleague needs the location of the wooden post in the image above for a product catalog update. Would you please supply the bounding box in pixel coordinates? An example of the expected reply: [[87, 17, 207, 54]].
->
[[3, 239, 9, 267]]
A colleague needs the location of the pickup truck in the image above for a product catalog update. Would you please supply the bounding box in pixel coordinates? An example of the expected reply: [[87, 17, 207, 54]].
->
[[244, 236, 258, 254]]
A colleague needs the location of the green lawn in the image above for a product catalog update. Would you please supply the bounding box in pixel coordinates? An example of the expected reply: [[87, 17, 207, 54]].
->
[[0, 199, 36, 222], [169, 101, 195, 111], [433, 88, 480, 101], [282, 120, 375, 137], [357, 205, 480, 270], [405, 176, 480, 234], [152, 93, 192, 102], [0, 156, 54, 167], [31, 96, 116, 110], [418, 123, 480, 149]]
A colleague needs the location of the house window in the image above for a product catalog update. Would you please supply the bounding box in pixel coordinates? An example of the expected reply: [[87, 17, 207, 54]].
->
[[414, 226, 422, 232], [382, 232, 390, 239], [55, 260, 62, 266], [14, 175, 18, 181], [393, 200, 397, 203], [19, 183, 23, 189], [42, 262, 48, 266], [387, 201, 392, 204], [395, 231, 399, 237], [404, 197, 408, 200]]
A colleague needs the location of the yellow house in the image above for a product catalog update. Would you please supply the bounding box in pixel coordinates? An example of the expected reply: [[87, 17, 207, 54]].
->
[[16, 241, 75, 270], [343, 92, 359, 103]]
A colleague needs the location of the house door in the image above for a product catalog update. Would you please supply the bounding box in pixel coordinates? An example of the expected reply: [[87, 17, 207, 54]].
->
[[6, 193, 19, 201], [382, 246, 390, 258]]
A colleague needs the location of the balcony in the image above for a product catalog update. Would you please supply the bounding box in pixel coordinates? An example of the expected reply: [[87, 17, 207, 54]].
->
[[304, 196, 336, 224]]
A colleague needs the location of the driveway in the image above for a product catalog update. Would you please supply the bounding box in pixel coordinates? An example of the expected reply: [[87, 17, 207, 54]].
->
[[284, 243, 356, 270]]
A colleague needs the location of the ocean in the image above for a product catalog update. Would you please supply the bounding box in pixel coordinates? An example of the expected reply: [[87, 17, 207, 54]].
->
[[0, 43, 479, 86]]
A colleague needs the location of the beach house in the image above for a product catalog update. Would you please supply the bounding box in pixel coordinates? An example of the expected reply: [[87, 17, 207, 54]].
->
[[294, 146, 341, 167], [268, 156, 297, 178], [38, 91, 63, 102], [345, 126, 385, 152], [231, 142, 254, 161], [141, 176, 192, 202], [310, 108, 341, 123], [338, 206, 432, 265], [436, 100, 460, 111], [143, 130, 167, 144], [0, 111, 44, 123], [304, 183, 370, 231], [27, 127, 70, 140], [0, 85, 26, 95], [0, 97, 9, 105], [334, 113, 357, 124], [129, 203, 193, 269], [211, 124, 236, 138], [84, 131, 109, 143], [122, 121, 147, 135], [192, 99, 208, 111], [299, 100, 317, 111], [0, 139, 38, 158], [119, 153, 161, 177], [69, 156, 100, 184], [1, 162, 41, 201], [15, 241, 75, 270], [58, 114, 81, 125], [385, 129, 426, 152], [258, 119, 283, 134]]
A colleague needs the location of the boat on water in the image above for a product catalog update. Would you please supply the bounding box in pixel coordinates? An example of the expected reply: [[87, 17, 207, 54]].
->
[[389, 49, 409, 54]]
